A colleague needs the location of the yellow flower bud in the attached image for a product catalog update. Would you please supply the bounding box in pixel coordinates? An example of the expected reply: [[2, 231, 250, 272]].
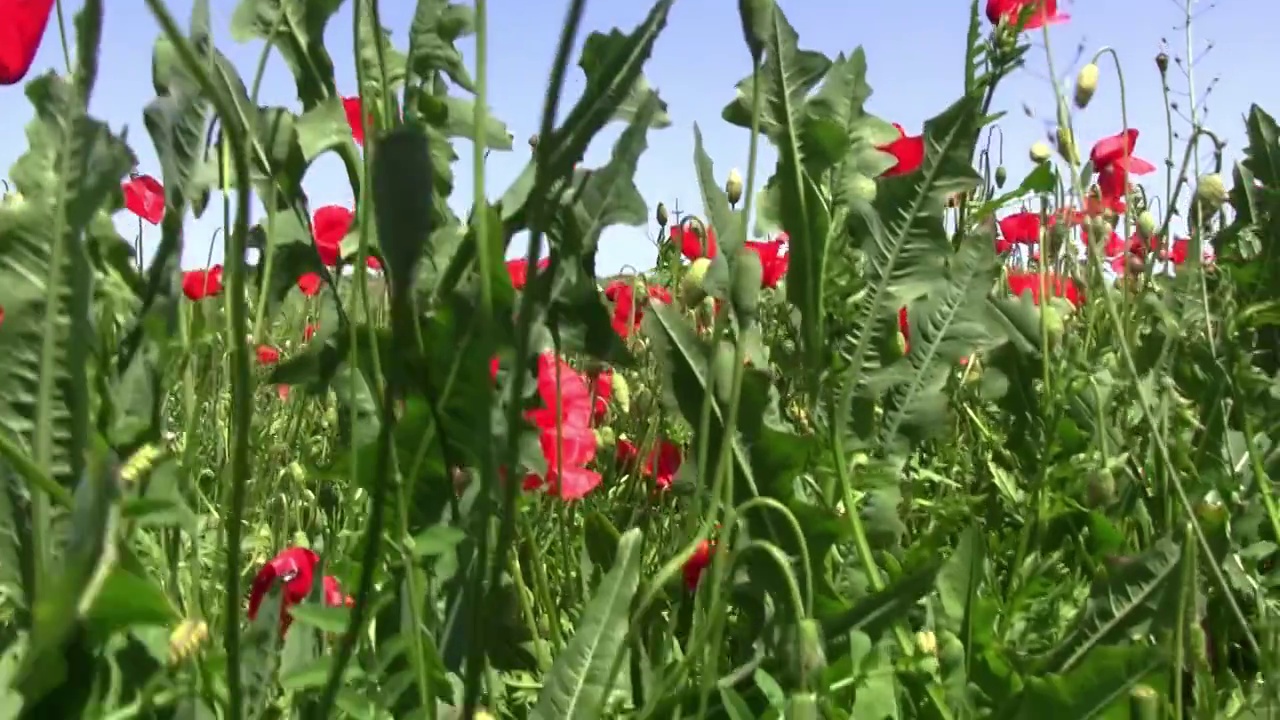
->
[[1055, 128, 1079, 165], [681, 257, 712, 305], [725, 168, 744, 206], [1074, 63, 1099, 109], [1029, 141, 1052, 163], [610, 373, 631, 412]]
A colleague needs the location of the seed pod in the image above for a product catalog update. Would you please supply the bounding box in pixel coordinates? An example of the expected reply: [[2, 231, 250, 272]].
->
[[994, 166, 1008, 188], [1156, 52, 1169, 75], [1029, 141, 1052, 163], [655, 201, 669, 227], [729, 249, 764, 323], [1074, 63, 1099, 109], [726, 168, 744, 206], [1195, 174, 1228, 209]]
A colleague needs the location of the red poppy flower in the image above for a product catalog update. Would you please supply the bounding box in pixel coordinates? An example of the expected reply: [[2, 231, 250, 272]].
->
[[276, 384, 291, 400], [298, 272, 322, 296], [683, 539, 714, 591], [256, 345, 280, 366], [985, 0, 1069, 30], [605, 280, 662, 339], [343, 96, 370, 146], [1089, 130, 1156, 213], [590, 368, 613, 424], [744, 237, 789, 289], [182, 265, 223, 301], [303, 324, 317, 342], [669, 224, 717, 261], [313, 206, 354, 267], [1006, 271, 1083, 307], [1165, 237, 1213, 266], [123, 174, 165, 225], [366, 255, 382, 271], [0, 0, 55, 85], [246, 547, 319, 636], [521, 353, 602, 500], [507, 257, 551, 290], [643, 439, 683, 490], [321, 575, 354, 609], [877, 124, 925, 177], [998, 212, 1042, 248], [615, 438, 640, 469]]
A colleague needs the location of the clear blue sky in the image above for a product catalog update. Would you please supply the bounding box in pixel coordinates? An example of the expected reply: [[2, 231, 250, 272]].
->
[[1, 0, 1273, 273]]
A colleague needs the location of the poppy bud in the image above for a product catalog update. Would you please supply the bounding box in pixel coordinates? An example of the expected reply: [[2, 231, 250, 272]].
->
[[994, 166, 1008, 188], [594, 426, 615, 447], [1074, 63, 1099, 109], [849, 173, 877, 203], [610, 372, 631, 412], [121, 444, 162, 484], [725, 168, 744, 206], [527, 133, 539, 152], [1136, 210, 1156, 240], [168, 618, 209, 666], [655, 201, 669, 227], [1129, 685, 1159, 720], [729, 249, 764, 323], [1155, 52, 1169, 75], [1041, 304, 1065, 340], [915, 630, 937, 656], [1055, 128, 1079, 165], [711, 341, 738, 407], [1126, 253, 1145, 275], [1029, 141, 1052, 163], [937, 630, 965, 672], [1194, 174, 1228, 209], [681, 257, 712, 305], [1086, 469, 1116, 507]]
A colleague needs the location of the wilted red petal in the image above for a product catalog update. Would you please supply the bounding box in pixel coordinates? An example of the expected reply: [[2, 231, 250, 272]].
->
[[683, 540, 714, 591], [0, 0, 55, 85], [744, 237, 790, 289]]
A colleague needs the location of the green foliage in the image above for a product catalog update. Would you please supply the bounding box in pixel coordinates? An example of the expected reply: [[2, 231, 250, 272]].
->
[[0, 0, 1277, 718]]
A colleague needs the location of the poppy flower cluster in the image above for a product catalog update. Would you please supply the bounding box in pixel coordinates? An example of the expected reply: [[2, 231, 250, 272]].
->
[[1006, 271, 1083, 307], [247, 547, 353, 637]]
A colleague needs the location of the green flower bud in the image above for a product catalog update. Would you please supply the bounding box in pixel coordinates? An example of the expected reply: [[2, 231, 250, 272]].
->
[[1136, 210, 1156, 240], [1195, 174, 1228, 209], [995, 166, 1008, 188]]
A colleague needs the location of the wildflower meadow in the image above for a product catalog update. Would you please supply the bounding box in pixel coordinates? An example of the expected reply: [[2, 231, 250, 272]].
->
[[1, 0, 1278, 717]]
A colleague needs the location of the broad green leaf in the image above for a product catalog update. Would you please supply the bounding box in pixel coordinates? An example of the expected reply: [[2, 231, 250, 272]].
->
[[405, 0, 476, 94], [1013, 645, 1166, 720], [577, 30, 672, 129], [229, 0, 343, 108], [691, 124, 738, 252], [531, 527, 643, 719], [418, 94, 513, 150], [296, 96, 360, 163]]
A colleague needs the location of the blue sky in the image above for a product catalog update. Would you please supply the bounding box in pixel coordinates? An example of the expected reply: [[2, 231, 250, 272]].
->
[[1, 0, 1272, 273]]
